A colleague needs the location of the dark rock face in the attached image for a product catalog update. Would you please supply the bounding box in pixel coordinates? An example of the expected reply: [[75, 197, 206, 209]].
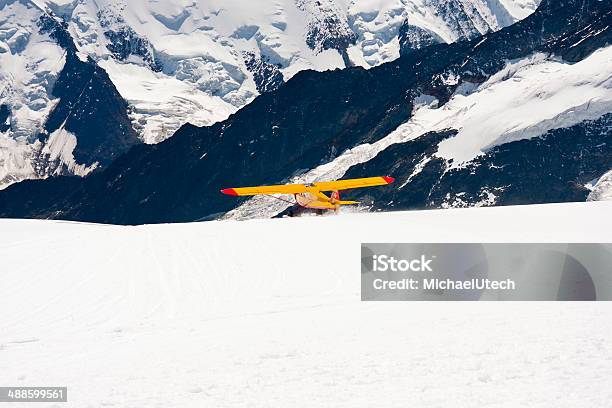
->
[[305, 13, 356, 53], [430, 115, 612, 207], [243, 52, 285, 94], [103, 27, 162, 72], [399, 0, 517, 57], [38, 13, 77, 53], [343, 130, 454, 210], [298, 0, 357, 65], [0, 0, 609, 224], [344, 115, 612, 210], [426, 0, 490, 40], [0, 105, 10, 132], [399, 22, 444, 56], [96, 8, 162, 72], [35, 13, 140, 176], [549, 3, 612, 63]]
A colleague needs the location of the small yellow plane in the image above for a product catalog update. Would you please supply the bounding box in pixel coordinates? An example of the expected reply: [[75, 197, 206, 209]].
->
[[221, 176, 394, 213]]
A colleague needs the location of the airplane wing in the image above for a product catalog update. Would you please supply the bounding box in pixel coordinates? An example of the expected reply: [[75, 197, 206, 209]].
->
[[220, 176, 394, 196], [221, 183, 308, 196], [312, 176, 394, 191]]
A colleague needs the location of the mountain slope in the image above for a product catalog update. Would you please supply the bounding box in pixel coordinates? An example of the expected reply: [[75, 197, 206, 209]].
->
[[0, 0, 609, 224], [1, 0, 538, 190], [36, 0, 538, 142], [0, 0, 65, 187], [0, 2, 140, 188]]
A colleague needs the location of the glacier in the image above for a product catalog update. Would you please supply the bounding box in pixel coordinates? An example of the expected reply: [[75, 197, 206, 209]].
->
[[0, 0, 65, 187], [26, 0, 539, 142]]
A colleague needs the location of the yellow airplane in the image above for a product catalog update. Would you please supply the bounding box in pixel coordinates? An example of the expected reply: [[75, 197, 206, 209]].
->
[[221, 176, 394, 213]]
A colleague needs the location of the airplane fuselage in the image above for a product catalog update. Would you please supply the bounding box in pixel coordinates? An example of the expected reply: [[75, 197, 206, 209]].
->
[[295, 190, 338, 211]]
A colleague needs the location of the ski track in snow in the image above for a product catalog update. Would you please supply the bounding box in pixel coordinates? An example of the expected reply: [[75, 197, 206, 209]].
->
[[1, 202, 612, 407]]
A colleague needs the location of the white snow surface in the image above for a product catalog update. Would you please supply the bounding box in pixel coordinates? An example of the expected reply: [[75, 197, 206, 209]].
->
[[0, 135, 39, 188], [498, 0, 541, 20], [32, 0, 538, 142], [1, 202, 612, 407], [344, 0, 536, 66], [227, 46, 612, 220], [435, 48, 612, 166], [97, 59, 236, 142], [588, 169, 612, 202], [0, 0, 64, 140], [40, 124, 98, 176], [0, 0, 65, 188]]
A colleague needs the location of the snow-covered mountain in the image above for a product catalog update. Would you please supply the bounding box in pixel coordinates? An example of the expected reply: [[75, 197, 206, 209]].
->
[[230, 46, 612, 219], [0, 1, 65, 187], [0, 1, 140, 188], [0, 0, 609, 224], [0, 0, 539, 189], [39, 0, 540, 143]]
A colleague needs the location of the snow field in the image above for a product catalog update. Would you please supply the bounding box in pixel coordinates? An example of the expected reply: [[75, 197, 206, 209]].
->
[[1, 202, 612, 407]]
